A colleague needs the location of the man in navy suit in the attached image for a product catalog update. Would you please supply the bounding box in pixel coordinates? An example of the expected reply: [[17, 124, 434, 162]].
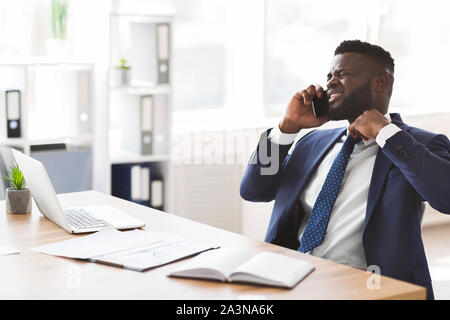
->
[[240, 40, 450, 300]]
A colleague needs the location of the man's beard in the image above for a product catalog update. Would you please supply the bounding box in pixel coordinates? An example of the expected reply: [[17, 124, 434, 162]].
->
[[327, 81, 372, 122]]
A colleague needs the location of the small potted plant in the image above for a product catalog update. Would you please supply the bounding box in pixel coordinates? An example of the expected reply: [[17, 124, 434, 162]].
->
[[45, 0, 70, 56], [113, 59, 131, 86], [3, 165, 32, 215]]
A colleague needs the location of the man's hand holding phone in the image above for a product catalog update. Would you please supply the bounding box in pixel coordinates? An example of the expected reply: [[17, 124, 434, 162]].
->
[[279, 85, 329, 134]]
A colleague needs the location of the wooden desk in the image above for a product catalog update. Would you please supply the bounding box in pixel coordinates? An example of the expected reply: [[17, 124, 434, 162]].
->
[[0, 191, 425, 299]]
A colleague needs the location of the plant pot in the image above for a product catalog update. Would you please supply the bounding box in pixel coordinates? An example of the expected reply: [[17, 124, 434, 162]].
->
[[112, 67, 131, 86], [45, 38, 71, 57], [5, 188, 32, 215]]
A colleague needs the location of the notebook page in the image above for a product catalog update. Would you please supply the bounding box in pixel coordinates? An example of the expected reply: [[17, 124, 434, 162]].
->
[[169, 247, 252, 281], [230, 252, 315, 288]]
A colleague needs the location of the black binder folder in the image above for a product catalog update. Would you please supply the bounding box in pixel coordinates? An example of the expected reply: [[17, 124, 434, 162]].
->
[[5, 90, 21, 138]]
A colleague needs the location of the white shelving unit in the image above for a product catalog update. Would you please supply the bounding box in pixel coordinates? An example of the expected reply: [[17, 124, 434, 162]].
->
[[106, 13, 173, 211], [0, 59, 94, 147], [0, 58, 95, 194]]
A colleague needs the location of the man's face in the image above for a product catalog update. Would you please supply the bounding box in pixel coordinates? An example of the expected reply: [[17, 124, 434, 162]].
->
[[325, 52, 375, 122]]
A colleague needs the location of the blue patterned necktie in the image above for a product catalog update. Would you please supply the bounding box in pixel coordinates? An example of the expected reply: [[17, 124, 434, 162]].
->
[[298, 134, 361, 253]]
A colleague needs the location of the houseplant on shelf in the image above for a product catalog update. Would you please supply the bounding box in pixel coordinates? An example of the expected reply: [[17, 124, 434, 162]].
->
[[45, 0, 70, 56], [3, 165, 32, 215], [113, 59, 131, 86]]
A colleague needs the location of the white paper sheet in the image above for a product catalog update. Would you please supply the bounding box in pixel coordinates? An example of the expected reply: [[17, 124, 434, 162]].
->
[[97, 239, 219, 271], [31, 228, 184, 260], [0, 246, 20, 256]]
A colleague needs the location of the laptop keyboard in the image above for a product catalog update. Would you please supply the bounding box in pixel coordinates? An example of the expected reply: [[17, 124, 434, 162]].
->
[[64, 208, 112, 230]]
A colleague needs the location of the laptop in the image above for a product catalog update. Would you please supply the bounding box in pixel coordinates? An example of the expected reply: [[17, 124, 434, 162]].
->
[[12, 149, 146, 234]]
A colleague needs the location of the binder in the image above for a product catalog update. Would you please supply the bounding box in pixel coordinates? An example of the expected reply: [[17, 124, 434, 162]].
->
[[77, 70, 91, 134], [152, 94, 168, 155], [150, 175, 164, 211], [111, 162, 151, 207], [111, 164, 133, 202], [121, 95, 153, 155], [141, 166, 150, 203], [137, 163, 151, 207], [133, 163, 151, 207], [141, 96, 153, 154], [156, 23, 170, 84], [5, 90, 21, 138], [128, 22, 170, 85], [130, 165, 142, 201]]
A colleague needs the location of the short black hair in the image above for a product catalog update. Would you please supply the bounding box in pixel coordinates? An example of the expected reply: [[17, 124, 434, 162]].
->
[[334, 40, 395, 73]]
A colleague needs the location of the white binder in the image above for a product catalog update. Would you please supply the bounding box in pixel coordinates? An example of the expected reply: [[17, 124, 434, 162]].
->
[[151, 179, 164, 209], [141, 167, 150, 202], [77, 70, 91, 134], [141, 95, 153, 154], [156, 23, 170, 84], [152, 94, 168, 155], [122, 95, 153, 155], [130, 165, 142, 201]]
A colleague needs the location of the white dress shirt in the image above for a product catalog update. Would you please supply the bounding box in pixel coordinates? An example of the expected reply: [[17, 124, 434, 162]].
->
[[268, 115, 401, 269]]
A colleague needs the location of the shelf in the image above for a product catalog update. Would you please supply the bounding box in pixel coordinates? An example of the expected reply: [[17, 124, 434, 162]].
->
[[110, 13, 174, 24], [0, 57, 95, 66], [0, 134, 93, 148], [109, 84, 170, 96], [109, 149, 169, 164], [107, 12, 173, 211]]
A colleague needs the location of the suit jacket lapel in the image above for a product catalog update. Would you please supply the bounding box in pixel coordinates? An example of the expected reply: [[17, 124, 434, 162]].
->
[[288, 127, 347, 204], [364, 113, 404, 230]]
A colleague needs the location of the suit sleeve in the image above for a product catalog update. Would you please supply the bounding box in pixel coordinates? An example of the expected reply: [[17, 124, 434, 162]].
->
[[240, 129, 293, 202], [382, 130, 450, 214]]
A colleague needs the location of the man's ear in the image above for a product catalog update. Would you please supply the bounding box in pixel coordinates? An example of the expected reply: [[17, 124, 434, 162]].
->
[[371, 74, 389, 93]]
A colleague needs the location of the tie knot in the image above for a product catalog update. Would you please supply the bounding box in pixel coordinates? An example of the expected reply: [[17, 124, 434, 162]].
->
[[345, 135, 361, 146]]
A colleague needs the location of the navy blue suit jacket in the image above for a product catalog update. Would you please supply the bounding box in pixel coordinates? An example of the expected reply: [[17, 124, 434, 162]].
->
[[240, 113, 450, 300]]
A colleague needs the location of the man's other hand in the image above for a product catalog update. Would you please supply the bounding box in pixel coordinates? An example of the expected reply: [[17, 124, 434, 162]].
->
[[348, 109, 390, 140]]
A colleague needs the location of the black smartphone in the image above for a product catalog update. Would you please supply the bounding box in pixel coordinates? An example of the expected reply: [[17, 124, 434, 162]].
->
[[312, 91, 329, 118]]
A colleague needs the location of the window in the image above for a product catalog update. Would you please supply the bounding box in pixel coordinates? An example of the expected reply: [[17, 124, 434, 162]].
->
[[172, 0, 227, 111], [264, 0, 450, 117], [0, 0, 50, 56], [172, 0, 265, 131], [265, 0, 371, 117], [1, 1, 446, 125], [376, 0, 450, 115]]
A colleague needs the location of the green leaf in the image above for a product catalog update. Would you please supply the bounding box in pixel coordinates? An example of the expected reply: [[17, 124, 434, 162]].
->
[[3, 165, 26, 190]]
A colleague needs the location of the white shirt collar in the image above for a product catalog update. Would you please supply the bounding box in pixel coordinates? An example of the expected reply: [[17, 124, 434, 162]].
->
[[346, 113, 392, 146]]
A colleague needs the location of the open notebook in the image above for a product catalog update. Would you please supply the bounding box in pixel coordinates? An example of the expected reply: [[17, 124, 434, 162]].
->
[[169, 247, 315, 289]]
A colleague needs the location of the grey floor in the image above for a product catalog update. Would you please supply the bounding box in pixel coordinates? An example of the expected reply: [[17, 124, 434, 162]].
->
[[422, 222, 450, 299]]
